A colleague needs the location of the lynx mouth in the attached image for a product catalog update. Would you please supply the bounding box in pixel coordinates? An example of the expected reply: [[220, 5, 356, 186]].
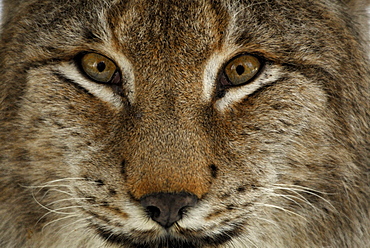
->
[[93, 224, 242, 248], [94, 225, 198, 248]]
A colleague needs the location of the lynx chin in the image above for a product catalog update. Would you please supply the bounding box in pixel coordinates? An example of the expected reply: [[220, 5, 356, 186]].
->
[[0, 0, 369, 247]]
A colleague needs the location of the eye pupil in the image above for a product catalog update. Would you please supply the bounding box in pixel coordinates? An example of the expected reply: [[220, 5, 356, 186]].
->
[[236, 65, 245, 75], [97, 61, 106, 72]]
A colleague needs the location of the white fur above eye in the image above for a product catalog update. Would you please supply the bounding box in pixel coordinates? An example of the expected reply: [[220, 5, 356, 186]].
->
[[57, 62, 124, 109]]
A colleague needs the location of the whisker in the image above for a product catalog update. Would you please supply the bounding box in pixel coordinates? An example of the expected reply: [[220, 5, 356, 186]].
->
[[35, 203, 86, 227], [269, 192, 319, 212], [56, 216, 93, 236], [47, 205, 88, 213], [31, 191, 70, 215], [44, 188, 75, 197], [33, 188, 75, 202], [249, 215, 279, 227], [273, 183, 332, 196], [272, 184, 336, 211], [45, 197, 93, 207], [41, 214, 80, 233], [255, 203, 308, 221], [20, 177, 87, 190]]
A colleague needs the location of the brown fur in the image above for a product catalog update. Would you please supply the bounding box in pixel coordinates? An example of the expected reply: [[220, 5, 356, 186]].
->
[[0, 0, 369, 247]]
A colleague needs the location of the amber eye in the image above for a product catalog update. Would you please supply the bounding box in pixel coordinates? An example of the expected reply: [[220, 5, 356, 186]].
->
[[224, 54, 261, 86], [80, 53, 118, 83]]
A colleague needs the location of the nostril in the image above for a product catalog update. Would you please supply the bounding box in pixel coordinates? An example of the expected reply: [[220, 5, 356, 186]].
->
[[178, 207, 186, 216], [146, 206, 161, 219], [140, 192, 198, 228]]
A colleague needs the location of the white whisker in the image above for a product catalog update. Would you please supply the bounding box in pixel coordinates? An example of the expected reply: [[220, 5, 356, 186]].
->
[[272, 184, 336, 211], [21, 178, 87, 189], [31, 191, 69, 215], [45, 197, 92, 207], [249, 215, 279, 227], [255, 203, 308, 221], [41, 214, 80, 233], [269, 192, 316, 211], [57, 216, 93, 233]]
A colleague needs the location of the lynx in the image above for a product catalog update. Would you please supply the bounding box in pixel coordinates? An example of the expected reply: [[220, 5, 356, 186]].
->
[[0, 0, 369, 247]]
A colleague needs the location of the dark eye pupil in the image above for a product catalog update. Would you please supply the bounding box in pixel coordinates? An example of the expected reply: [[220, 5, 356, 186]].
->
[[97, 61, 106, 72], [236, 65, 245, 75]]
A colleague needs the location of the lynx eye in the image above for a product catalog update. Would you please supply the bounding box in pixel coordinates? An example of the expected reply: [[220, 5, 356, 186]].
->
[[80, 53, 118, 83], [224, 54, 261, 86]]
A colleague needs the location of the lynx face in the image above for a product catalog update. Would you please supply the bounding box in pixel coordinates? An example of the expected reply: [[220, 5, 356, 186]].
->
[[0, 0, 369, 247]]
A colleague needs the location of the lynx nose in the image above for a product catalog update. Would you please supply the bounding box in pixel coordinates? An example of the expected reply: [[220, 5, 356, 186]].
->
[[140, 192, 198, 228]]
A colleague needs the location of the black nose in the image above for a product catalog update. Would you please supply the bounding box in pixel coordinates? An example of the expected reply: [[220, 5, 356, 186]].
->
[[140, 192, 198, 228]]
